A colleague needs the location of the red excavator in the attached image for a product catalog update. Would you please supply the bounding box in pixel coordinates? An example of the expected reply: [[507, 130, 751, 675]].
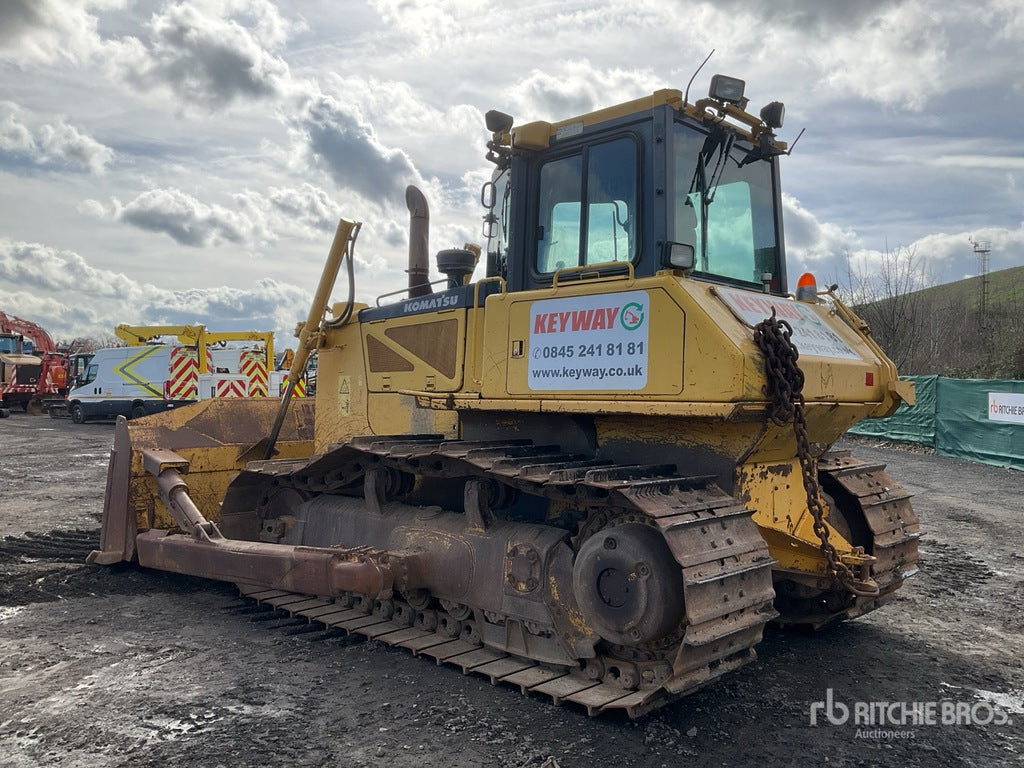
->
[[0, 311, 68, 416]]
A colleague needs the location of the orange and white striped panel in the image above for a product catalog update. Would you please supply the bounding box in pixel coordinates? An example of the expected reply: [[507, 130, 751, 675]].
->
[[168, 347, 199, 400], [239, 349, 268, 397]]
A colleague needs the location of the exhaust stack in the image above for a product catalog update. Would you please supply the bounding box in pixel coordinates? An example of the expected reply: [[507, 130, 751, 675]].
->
[[406, 185, 431, 298]]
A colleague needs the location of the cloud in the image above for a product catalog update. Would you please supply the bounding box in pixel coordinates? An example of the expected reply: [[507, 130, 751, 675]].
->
[[266, 183, 345, 232], [97, 188, 256, 247], [0, 0, 47, 49], [138, 277, 312, 333], [909, 222, 1024, 277], [83, 182, 356, 248], [0, 102, 114, 173], [780, 194, 1024, 290], [291, 90, 423, 203], [0, 0, 119, 64], [934, 154, 1024, 171], [317, 74, 486, 173], [508, 59, 658, 121], [124, 1, 293, 108], [0, 1, 300, 111], [0, 239, 138, 299], [560, 0, 952, 111], [0, 237, 313, 343], [783, 193, 860, 269], [807, 1, 948, 109], [0, 104, 33, 150], [367, 0, 478, 52], [705, 0, 897, 34]]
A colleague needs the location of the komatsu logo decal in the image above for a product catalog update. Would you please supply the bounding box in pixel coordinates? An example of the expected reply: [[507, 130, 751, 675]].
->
[[402, 294, 460, 313], [114, 346, 163, 397]]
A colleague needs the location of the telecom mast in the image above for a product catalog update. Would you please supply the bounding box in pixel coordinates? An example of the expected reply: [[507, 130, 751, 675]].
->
[[970, 237, 991, 328]]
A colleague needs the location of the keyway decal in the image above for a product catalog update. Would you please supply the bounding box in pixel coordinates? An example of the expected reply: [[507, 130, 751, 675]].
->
[[528, 291, 649, 391]]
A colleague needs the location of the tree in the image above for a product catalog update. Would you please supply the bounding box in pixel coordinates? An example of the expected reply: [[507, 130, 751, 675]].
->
[[836, 245, 934, 372], [56, 335, 120, 353]]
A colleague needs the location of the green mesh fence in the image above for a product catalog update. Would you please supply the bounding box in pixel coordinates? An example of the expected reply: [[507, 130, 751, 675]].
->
[[848, 376, 1024, 470]]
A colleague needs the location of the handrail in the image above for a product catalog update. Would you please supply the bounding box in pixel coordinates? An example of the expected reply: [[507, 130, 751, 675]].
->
[[375, 278, 450, 307]]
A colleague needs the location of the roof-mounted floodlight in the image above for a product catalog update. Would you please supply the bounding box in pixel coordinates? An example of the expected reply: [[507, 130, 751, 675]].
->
[[485, 110, 514, 133], [709, 75, 745, 104], [760, 101, 785, 129], [484, 110, 514, 168]]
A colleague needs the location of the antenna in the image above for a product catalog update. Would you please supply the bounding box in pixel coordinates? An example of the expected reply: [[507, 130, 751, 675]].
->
[[969, 236, 992, 329], [683, 49, 715, 107]]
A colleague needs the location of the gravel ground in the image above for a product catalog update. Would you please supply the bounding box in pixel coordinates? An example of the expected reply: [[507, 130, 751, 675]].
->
[[0, 413, 1021, 768]]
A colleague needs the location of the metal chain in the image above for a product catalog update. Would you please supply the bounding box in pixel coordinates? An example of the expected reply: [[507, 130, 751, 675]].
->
[[753, 309, 879, 597]]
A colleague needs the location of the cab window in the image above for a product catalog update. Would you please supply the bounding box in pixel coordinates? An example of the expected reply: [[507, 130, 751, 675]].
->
[[536, 136, 638, 273], [672, 121, 781, 288]]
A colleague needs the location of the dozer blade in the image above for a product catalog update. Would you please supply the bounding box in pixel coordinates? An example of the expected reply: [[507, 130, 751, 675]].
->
[[88, 397, 315, 565]]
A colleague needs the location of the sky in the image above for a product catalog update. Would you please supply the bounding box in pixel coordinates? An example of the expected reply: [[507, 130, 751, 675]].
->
[[2, 0, 1023, 347]]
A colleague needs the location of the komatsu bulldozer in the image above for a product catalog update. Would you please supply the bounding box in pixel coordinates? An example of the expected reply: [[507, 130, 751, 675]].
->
[[89, 74, 919, 718]]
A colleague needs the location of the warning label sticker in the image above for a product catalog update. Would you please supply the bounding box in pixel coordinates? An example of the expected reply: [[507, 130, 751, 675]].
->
[[716, 286, 863, 361]]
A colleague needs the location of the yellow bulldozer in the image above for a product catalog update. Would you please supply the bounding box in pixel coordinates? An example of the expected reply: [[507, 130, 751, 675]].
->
[[89, 74, 919, 718]]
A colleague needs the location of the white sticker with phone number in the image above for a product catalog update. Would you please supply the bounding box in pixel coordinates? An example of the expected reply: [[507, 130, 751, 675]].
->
[[528, 291, 649, 390]]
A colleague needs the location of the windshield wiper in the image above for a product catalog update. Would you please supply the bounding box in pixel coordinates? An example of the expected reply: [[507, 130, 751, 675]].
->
[[687, 128, 734, 270]]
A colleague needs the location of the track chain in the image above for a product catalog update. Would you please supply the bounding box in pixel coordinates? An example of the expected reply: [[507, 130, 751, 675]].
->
[[0, 529, 101, 563], [236, 435, 778, 717], [774, 450, 921, 627], [819, 450, 921, 597]]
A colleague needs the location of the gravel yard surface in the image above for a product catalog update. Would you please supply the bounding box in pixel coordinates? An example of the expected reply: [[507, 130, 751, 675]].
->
[[1, 415, 1020, 767]]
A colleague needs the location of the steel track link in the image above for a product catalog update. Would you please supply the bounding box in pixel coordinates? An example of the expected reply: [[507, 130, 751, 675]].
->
[[818, 450, 921, 608], [775, 450, 922, 627], [235, 581, 667, 717], [236, 435, 779, 717]]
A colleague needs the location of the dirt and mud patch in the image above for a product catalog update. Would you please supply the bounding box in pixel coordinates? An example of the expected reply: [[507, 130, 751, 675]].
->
[[0, 415, 1021, 767]]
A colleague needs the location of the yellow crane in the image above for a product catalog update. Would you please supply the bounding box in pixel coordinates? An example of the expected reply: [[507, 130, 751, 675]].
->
[[113, 324, 274, 375]]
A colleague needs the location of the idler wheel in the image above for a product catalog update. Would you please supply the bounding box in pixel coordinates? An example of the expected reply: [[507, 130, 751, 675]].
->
[[572, 523, 684, 646]]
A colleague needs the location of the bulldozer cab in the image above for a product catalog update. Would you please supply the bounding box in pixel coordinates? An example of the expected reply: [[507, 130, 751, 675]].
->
[[488, 85, 787, 296]]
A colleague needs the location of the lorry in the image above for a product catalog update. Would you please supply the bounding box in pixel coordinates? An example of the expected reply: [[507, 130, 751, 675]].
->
[[114, 324, 275, 398], [89, 73, 919, 717]]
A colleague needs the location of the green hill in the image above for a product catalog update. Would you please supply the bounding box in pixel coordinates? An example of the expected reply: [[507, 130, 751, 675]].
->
[[913, 264, 1024, 313], [854, 264, 1024, 378]]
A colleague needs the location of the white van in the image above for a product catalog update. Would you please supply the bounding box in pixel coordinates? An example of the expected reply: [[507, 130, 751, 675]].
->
[[67, 345, 190, 423], [67, 344, 273, 423]]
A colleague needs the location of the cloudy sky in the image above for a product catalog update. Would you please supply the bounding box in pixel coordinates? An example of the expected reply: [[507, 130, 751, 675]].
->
[[2, 0, 1023, 346]]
